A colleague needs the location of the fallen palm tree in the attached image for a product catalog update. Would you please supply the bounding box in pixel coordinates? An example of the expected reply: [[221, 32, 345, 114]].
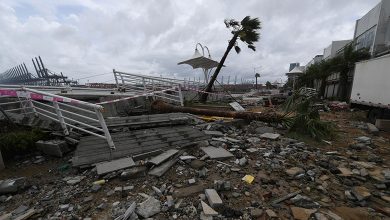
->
[[151, 99, 284, 123]]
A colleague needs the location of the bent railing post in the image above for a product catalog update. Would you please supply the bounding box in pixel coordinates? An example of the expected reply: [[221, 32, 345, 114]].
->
[[53, 101, 69, 135], [95, 108, 115, 150]]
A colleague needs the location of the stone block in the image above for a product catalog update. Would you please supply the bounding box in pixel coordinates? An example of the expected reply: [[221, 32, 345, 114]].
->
[[205, 189, 223, 207]]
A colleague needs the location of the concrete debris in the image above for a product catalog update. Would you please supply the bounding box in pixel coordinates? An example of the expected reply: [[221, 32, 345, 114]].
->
[[201, 200, 218, 216], [260, 133, 280, 140], [96, 157, 135, 175], [136, 196, 161, 218], [366, 123, 379, 135], [36, 140, 70, 157], [0, 111, 389, 219]]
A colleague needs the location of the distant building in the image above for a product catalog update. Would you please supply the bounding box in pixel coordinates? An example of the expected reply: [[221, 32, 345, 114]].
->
[[353, 0, 390, 56], [323, 40, 352, 60], [289, 63, 300, 72], [306, 55, 323, 68], [285, 66, 304, 89]]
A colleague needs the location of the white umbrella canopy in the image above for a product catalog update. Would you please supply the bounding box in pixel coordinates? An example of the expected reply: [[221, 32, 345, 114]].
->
[[178, 48, 220, 69]]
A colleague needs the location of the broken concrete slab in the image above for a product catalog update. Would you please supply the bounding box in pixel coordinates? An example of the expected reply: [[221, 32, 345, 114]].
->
[[205, 189, 223, 207], [122, 202, 136, 220], [229, 102, 245, 111], [148, 157, 179, 177], [136, 196, 161, 218], [0, 178, 27, 195], [201, 146, 234, 159], [201, 200, 218, 216], [96, 157, 135, 175], [260, 133, 280, 140], [148, 149, 179, 166], [36, 140, 70, 157]]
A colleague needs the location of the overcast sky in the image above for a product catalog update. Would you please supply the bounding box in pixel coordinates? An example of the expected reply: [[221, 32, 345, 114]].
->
[[0, 0, 381, 84]]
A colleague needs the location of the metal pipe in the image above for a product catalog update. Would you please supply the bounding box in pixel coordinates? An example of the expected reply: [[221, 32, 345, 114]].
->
[[151, 100, 284, 123]]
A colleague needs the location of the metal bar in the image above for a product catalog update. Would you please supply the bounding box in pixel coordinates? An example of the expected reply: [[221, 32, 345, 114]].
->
[[31, 100, 98, 122], [62, 116, 103, 132], [27, 98, 38, 116], [0, 100, 27, 106], [57, 102, 96, 115], [53, 101, 69, 135], [95, 109, 115, 149], [65, 123, 106, 139], [22, 87, 103, 110], [177, 84, 184, 106], [4, 107, 32, 112]]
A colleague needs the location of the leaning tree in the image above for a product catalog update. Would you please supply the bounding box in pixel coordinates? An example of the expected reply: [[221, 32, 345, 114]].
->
[[200, 16, 261, 102]]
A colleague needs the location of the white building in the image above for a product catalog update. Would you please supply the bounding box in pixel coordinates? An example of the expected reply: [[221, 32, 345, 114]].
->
[[323, 40, 352, 60], [353, 0, 390, 56], [306, 55, 323, 68]]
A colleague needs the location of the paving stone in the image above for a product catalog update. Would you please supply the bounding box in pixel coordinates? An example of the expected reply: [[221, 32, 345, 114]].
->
[[205, 189, 223, 207], [96, 157, 135, 175], [148, 149, 179, 166], [201, 146, 234, 159]]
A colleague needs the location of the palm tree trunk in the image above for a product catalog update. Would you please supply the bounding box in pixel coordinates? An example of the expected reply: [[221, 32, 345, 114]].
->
[[200, 33, 239, 103]]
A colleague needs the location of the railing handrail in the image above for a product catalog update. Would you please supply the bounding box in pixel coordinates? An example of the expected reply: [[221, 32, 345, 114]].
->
[[114, 71, 183, 85]]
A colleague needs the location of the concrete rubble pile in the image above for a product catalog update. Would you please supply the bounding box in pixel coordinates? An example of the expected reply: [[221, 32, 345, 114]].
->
[[0, 114, 389, 219]]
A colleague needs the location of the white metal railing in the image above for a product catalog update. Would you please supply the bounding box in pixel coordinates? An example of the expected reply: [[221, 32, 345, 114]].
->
[[113, 70, 185, 106], [0, 87, 115, 149]]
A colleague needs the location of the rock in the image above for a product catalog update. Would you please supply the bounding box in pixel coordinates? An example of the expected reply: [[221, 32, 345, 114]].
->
[[190, 160, 206, 169], [188, 178, 196, 185], [59, 204, 69, 210], [247, 137, 261, 144], [238, 157, 248, 166], [367, 154, 383, 163], [121, 166, 147, 180], [201, 201, 218, 216], [338, 167, 353, 177], [91, 184, 101, 192], [205, 189, 223, 207], [0, 177, 27, 195], [84, 195, 94, 203], [290, 207, 316, 220], [64, 176, 85, 185], [286, 167, 305, 177], [166, 195, 174, 207], [366, 123, 379, 135], [260, 133, 280, 140], [291, 195, 319, 209], [351, 186, 371, 201], [250, 208, 263, 217], [13, 205, 28, 215], [255, 126, 274, 134], [355, 136, 371, 144], [265, 209, 278, 218], [204, 130, 224, 137], [136, 196, 161, 218]]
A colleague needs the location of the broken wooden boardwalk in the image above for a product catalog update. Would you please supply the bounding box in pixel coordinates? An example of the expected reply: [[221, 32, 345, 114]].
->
[[72, 125, 209, 167]]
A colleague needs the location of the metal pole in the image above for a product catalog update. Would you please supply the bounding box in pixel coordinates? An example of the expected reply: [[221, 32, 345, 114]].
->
[[53, 101, 69, 135], [113, 69, 119, 88], [177, 84, 184, 106], [95, 109, 115, 150]]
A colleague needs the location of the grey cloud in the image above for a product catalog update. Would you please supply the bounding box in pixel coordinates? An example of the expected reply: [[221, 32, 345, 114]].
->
[[0, 0, 382, 84]]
